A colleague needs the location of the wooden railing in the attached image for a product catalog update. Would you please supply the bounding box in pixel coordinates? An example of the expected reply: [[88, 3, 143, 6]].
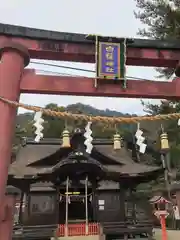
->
[[57, 223, 100, 236]]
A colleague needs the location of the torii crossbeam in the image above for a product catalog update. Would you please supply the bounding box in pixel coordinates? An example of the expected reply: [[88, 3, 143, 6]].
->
[[1, 24, 180, 99], [0, 23, 180, 239]]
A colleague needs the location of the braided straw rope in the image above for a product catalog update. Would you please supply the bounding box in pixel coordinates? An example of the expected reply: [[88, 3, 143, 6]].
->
[[0, 96, 180, 124]]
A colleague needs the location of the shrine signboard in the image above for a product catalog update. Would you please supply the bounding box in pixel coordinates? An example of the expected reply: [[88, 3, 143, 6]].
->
[[97, 41, 126, 81]]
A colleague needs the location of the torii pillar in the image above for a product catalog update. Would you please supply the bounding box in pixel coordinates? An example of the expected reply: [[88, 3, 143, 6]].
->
[[0, 40, 29, 238]]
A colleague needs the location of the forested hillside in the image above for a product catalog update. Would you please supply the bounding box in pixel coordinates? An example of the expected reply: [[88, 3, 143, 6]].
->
[[15, 102, 135, 139]]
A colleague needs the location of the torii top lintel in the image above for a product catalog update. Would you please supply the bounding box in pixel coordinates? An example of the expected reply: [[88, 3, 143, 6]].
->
[[1, 23, 180, 99], [0, 23, 180, 67]]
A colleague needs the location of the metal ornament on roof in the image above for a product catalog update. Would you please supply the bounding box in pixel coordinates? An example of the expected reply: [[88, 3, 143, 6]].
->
[[33, 111, 44, 142], [135, 123, 147, 154], [160, 125, 169, 152], [84, 122, 93, 154], [62, 129, 71, 148], [113, 133, 121, 150]]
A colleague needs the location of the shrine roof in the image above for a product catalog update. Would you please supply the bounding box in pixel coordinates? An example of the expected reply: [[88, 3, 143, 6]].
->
[[8, 136, 162, 181]]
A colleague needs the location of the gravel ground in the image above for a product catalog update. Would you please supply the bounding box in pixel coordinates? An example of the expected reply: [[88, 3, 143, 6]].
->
[[154, 228, 180, 240]]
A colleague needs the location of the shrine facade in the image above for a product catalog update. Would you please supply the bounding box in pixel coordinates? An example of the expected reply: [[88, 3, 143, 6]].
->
[[9, 129, 163, 239]]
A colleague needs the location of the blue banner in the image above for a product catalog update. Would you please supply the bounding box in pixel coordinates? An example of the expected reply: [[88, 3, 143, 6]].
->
[[98, 42, 121, 78]]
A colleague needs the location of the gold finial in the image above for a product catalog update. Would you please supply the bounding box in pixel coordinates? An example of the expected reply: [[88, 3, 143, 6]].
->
[[113, 133, 121, 150], [62, 129, 71, 148], [160, 132, 169, 151]]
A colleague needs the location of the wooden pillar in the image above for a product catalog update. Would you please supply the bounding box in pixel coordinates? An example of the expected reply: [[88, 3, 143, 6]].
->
[[0, 41, 29, 206], [92, 181, 97, 222], [131, 188, 136, 222], [0, 41, 29, 239], [55, 186, 60, 238], [85, 176, 88, 234], [18, 191, 25, 224], [65, 176, 69, 236], [119, 183, 126, 221], [23, 185, 31, 224]]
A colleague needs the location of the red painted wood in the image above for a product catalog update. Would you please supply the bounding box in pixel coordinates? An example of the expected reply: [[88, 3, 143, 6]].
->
[[57, 223, 100, 236], [0, 35, 179, 67], [0, 41, 28, 205], [160, 215, 168, 240], [20, 69, 180, 99], [0, 41, 29, 238]]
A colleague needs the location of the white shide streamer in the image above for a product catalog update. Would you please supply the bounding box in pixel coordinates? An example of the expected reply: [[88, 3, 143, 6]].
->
[[84, 122, 93, 154], [33, 111, 44, 142], [135, 123, 147, 154]]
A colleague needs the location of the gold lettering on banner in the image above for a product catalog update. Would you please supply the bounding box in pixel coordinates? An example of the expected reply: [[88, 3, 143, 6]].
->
[[106, 61, 114, 67], [106, 67, 114, 73]]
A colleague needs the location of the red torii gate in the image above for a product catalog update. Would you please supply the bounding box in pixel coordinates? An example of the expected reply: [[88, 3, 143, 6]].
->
[[0, 23, 180, 238]]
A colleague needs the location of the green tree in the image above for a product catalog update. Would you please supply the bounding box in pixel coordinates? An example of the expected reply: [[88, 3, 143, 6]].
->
[[142, 100, 180, 169], [134, 0, 180, 168], [134, 0, 180, 39], [43, 103, 66, 138], [134, 0, 180, 77], [14, 103, 133, 140], [11, 124, 30, 160]]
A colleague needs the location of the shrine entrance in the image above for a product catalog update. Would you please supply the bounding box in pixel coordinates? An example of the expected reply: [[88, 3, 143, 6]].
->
[[57, 174, 97, 236], [58, 188, 93, 224], [53, 144, 105, 232]]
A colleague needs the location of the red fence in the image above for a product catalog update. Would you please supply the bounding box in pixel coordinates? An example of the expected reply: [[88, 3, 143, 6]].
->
[[57, 223, 100, 236]]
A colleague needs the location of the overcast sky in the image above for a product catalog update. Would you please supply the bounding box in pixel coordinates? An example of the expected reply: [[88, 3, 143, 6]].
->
[[0, 0, 163, 115]]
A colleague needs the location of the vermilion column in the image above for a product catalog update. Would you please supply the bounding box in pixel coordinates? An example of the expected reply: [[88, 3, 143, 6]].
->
[[0, 41, 29, 206], [160, 215, 167, 240]]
